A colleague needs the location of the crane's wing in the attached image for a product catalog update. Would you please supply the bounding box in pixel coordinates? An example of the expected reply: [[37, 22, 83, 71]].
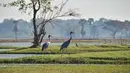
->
[[60, 40, 71, 51], [42, 43, 49, 51]]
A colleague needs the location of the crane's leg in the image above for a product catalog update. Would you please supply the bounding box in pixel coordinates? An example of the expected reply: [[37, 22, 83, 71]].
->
[[49, 48, 52, 53], [44, 49, 47, 56], [43, 50, 46, 56], [68, 50, 70, 58], [65, 48, 70, 57], [61, 50, 63, 57], [61, 49, 65, 57], [65, 48, 67, 53]]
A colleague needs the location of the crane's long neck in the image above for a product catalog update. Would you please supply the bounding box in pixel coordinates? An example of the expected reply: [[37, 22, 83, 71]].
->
[[48, 37, 51, 42], [70, 34, 72, 41]]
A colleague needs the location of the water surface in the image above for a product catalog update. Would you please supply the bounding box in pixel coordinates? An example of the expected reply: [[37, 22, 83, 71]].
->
[[0, 54, 42, 59], [0, 42, 101, 47], [0, 49, 13, 51]]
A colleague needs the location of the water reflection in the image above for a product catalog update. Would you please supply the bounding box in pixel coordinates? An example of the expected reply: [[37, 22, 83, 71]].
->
[[0, 49, 13, 51]]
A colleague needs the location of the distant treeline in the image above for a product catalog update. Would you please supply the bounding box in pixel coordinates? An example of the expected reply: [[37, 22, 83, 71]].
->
[[0, 18, 130, 39]]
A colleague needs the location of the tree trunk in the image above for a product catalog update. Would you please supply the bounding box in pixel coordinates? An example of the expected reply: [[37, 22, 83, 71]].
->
[[15, 31, 17, 42], [112, 31, 116, 39], [30, 9, 40, 48]]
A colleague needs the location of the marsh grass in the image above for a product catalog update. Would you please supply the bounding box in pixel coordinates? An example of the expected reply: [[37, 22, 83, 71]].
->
[[0, 45, 130, 64], [0, 45, 130, 54], [0, 46, 18, 49], [0, 64, 130, 73], [0, 51, 130, 64], [0, 46, 28, 50]]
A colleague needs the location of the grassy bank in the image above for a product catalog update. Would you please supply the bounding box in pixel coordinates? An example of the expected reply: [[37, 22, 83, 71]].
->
[[0, 45, 130, 64], [0, 64, 130, 73], [0, 45, 130, 54], [0, 46, 19, 49], [0, 51, 130, 64]]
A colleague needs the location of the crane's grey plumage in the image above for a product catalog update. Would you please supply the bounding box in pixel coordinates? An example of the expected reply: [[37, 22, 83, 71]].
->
[[60, 32, 74, 51], [42, 35, 51, 51]]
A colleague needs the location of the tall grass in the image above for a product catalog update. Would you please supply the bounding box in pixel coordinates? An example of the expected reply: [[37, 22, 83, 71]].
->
[[0, 46, 18, 49], [0, 51, 130, 64], [0, 64, 130, 73], [0, 45, 130, 64], [0, 45, 129, 54]]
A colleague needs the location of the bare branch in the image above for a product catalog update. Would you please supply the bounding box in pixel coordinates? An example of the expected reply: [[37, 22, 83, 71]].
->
[[36, 0, 40, 11], [52, 0, 69, 17], [48, 21, 55, 28], [31, 0, 36, 11]]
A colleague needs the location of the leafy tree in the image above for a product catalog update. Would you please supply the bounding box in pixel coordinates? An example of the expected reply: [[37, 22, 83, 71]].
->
[[0, 0, 79, 48], [79, 19, 86, 38], [124, 20, 130, 37], [13, 20, 19, 41], [104, 20, 125, 39], [88, 18, 94, 25], [88, 18, 94, 38]]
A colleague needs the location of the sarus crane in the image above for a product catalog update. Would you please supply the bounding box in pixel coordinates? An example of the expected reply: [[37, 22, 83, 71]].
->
[[60, 32, 74, 51], [42, 35, 52, 51]]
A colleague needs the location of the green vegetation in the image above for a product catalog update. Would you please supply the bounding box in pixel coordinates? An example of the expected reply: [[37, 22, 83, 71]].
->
[[0, 64, 130, 73], [0, 45, 130, 73], [0, 46, 28, 49], [0, 46, 18, 49], [0, 51, 130, 64], [0, 45, 130, 64], [0, 45, 130, 54]]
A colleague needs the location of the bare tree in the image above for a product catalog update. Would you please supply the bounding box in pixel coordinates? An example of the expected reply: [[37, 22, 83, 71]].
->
[[0, 0, 79, 48]]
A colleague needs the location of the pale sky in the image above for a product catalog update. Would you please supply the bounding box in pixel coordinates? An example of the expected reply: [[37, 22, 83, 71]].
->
[[0, 0, 130, 22]]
